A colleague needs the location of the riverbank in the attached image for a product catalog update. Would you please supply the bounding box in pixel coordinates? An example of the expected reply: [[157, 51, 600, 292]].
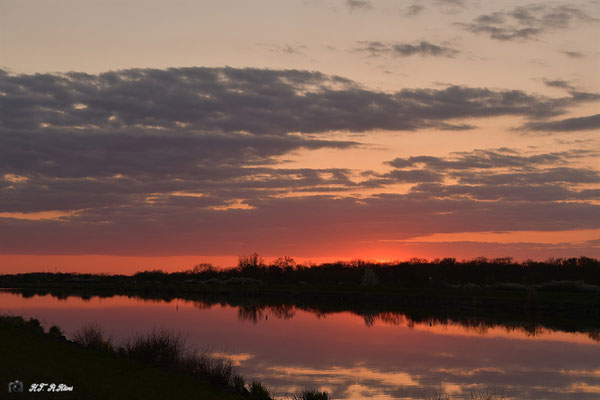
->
[[0, 315, 268, 400]]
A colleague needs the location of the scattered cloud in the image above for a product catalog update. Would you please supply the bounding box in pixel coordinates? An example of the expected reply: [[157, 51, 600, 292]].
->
[[459, 4, 597, 41], [404, 3, 425, 16], [346, 0, 372, 11], [522, 114, 600, 132], [267, 43, 307, 55], [386, 148, 588, 170], [543, 79, 575, 90], [377, 148, 600, 204], [561, 50, 586, 59], [434, 0, 465, 6], [356, 40, 460, 58]]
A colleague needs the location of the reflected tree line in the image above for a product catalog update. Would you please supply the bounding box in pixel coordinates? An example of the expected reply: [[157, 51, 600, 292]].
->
[[8, 286, 600, 343], [187, 299, 599, 342]]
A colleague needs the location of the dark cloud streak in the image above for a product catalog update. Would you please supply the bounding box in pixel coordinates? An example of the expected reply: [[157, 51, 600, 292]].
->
[[522, 114, 600, 132], [346, 0, 372, 11], [356, 41, 459, 58], [459, 4, 596, 41]]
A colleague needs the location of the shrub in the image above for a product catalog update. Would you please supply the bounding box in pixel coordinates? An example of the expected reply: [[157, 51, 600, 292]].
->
[[27, 317, 45, 335], [536, 280, 600, 292], [361, 268, 379, 287], [48, 325, 66, 340], [232, 375, 246, 392], [238, 252, 265, 272], [180, 351, 238, 387], [293, 389, 330, 400], [124, 329, 185, 368], [72, 323, 112, 352], [189, 263, 215, 274], [422, 388, 504, 400], [270, 256, 296, 269], [0, 316, 44, 335], [249, 381, 271, 399], [124, 329, 239, 388]]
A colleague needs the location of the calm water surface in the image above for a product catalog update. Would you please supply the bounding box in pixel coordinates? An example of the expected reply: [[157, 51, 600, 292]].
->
[[2, 292, 599, 399]]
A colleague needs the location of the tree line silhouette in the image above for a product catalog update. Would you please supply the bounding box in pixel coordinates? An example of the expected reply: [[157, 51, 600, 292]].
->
[[1, 254, 599, 289]]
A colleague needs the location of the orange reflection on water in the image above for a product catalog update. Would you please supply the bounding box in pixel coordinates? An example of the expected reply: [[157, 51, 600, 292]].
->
[[390, 318, 599, 346], [0, 292, 175, 309], [3, 292, 597, 346], [2, 292, 600, 400]]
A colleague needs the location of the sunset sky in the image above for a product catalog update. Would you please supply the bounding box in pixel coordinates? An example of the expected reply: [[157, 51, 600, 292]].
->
[[1, 0, 599, 273]]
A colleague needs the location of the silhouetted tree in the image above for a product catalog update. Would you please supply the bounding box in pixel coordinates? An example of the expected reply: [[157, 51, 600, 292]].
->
[[237, 252, 265, 273]]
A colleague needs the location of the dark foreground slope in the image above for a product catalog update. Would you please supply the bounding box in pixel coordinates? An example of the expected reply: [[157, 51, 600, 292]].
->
[[0, 316, 249, 400]]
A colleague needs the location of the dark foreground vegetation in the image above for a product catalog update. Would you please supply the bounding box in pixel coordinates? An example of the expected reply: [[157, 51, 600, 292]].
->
[[0, 315, 327, 400], [0, 315, 247, 400], [423, 388, 505, 400]]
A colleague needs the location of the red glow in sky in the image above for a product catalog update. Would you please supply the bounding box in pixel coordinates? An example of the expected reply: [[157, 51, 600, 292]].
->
[[1, 1, 599, 273]]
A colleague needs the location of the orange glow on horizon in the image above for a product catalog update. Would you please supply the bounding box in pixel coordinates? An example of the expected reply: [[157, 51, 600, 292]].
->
[[1, 228, 598, 275], [0, 254, 410, 274], [0, 254, 238, 274]]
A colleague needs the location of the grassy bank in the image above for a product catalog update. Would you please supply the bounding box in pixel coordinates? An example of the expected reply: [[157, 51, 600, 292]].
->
[[0, 316, 273, 400]]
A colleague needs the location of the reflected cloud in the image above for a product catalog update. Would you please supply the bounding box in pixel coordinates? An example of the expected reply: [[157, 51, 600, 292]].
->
[[210, 351, 254, 367], [268, 365, 418, 387]]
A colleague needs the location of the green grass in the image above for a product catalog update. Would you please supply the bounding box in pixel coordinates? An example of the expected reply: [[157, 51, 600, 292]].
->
[[0, 316, 246, 400]]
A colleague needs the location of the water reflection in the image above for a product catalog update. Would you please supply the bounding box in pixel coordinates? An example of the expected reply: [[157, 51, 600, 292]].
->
[[2, 291, 600, 399], [237, 304, 296, 324], [191, 299, 599, 344]]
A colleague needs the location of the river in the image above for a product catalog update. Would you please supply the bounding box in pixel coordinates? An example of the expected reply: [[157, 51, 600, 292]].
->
[[1, 291, 599, 399]]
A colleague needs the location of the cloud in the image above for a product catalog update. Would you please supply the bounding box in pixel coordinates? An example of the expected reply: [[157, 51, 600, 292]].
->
[[267, 43, 307, 55], [356, 41, 459, 58], [522, 114, 600, 132], [404, 3, 425, 16], [346, 0, 372, 11], [1, 67, 599, 257], [453, 167, 600, 185], [385, 148, 600, 202], [380, 169, 445, 183], [386, 148, 592, 171], [2, 189, 599, 256], [5, 67, 594, 225], [561, 50, 585, 59], [0, 129, 355, 179], [412, 183, 600, 202], [434, 0, 464, 6], [542, 79, 575, 90], [2, 67, 595, 140], [459, 4, 596, 41]]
